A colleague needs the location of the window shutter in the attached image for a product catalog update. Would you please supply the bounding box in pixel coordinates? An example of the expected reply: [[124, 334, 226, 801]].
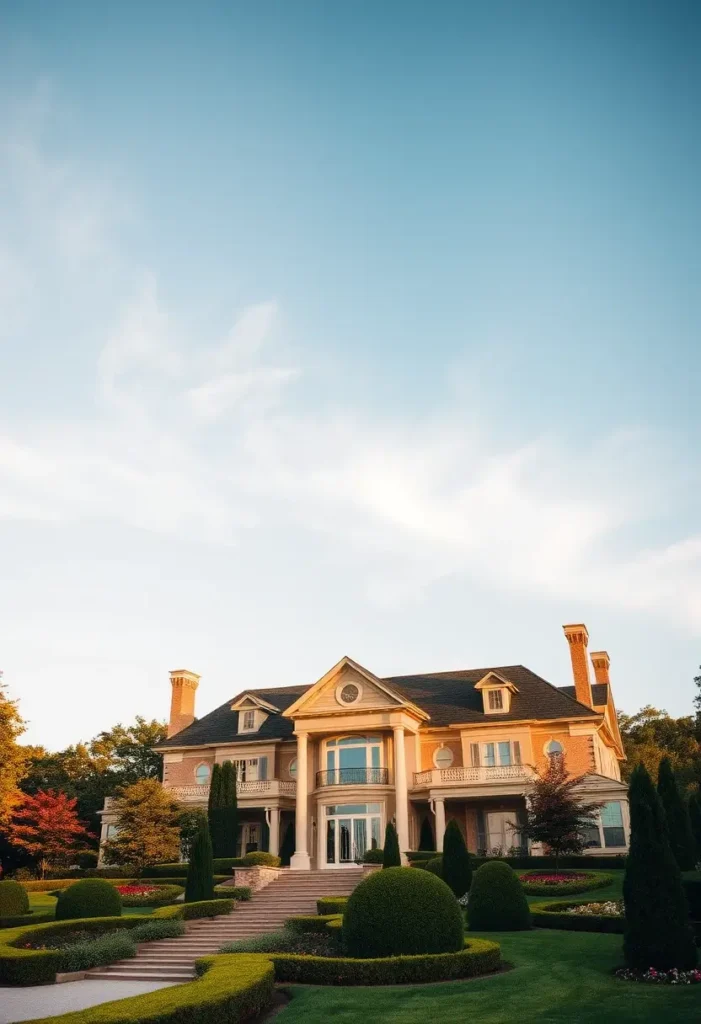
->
[[470, 743, 480, 767], [258, 756, 268, 781], [513, 741, 522, 765]]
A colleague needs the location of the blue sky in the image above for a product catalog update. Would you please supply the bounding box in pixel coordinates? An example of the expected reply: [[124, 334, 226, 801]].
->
[[1, 2, 700, 748]]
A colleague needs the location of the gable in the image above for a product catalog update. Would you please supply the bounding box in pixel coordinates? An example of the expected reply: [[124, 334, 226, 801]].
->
[[292, 663, 404, 716]]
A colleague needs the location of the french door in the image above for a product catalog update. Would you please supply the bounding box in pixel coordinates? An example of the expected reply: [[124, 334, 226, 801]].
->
[[325, 803, 382, 866]]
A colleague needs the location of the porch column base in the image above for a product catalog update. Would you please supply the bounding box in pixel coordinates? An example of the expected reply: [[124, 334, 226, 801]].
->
[[289, 851, 311, 871]]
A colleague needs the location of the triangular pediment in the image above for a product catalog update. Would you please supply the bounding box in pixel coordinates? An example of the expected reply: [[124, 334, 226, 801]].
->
[[230, 693, 280, 713], [282, 656, 427, 720], [474, 671, 519, 693]]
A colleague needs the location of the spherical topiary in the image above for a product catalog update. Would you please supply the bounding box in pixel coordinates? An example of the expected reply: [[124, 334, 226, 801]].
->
[[0, 880, 29, 917], [343, 865, 464, 957], [55, 879, 122, 921], [467, 861, 531, 931], [424, 855, 444, 878]]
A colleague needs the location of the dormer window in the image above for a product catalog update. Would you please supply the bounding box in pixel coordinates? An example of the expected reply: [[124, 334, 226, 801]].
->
[[243, 710, 256, 731], [474, 672, 519, 714], [488, 690, 504, 711]]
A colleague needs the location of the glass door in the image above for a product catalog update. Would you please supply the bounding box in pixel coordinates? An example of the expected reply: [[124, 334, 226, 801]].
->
[[325, 803, 382, 866]]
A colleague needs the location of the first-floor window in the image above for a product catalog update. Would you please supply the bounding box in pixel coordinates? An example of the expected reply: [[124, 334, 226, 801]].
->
[[581, 801, 626, 849]]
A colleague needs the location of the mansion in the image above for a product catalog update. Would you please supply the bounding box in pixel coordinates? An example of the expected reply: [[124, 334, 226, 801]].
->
[[99, 623, 629, 868]]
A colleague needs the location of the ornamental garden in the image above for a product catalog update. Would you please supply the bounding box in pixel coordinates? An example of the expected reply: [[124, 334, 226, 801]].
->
[[1, 758, 701, 1023]]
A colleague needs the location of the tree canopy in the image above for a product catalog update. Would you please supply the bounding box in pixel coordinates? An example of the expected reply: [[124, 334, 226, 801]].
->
[[618, 705, 700, 791], [102, 778, 181, 870], [0, 676, 29, 830], [517, 755, 601, 868]]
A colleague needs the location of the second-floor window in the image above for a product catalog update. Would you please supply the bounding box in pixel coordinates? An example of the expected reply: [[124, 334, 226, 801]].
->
[[488, 690, 504, 710], [242, 710, 256, 731], [470, 740, 521, 768], [195, 764, 211, 785], [233, 757, 268, 782]]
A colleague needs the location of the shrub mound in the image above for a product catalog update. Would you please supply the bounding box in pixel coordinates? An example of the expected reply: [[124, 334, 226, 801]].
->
[[0, 880, 29, 918], [424, 856, 444, 877], [241, 852, 281, 867], [530, 900, 625, 934], [55, 880, 122, 921], [285, 914, 342, 934], [518, 871, 613, 895], [362, 848, 384, 864], [343, 865, 463, 958], [317, 896, 348, 915], [467, 861, 531, 931], [152, 898, 235, 921]]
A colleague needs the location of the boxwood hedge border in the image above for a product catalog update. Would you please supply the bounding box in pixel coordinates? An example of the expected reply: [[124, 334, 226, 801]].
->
[[518, 872, 613, 896], [530, 900, 624, 933]]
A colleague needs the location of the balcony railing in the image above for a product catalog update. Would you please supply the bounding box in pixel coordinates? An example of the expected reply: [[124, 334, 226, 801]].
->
[[169, 780, 296, 802], [316, 768, 390, 787], [413, 765, 534, 787]]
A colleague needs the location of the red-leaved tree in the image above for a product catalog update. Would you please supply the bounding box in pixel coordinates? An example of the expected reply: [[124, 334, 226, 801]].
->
[[9, 790, 95, 877]]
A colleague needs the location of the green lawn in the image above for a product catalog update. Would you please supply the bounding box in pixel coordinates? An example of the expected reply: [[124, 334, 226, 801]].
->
[[525, 869, 624, 906], [275, 928, 701, 1024]]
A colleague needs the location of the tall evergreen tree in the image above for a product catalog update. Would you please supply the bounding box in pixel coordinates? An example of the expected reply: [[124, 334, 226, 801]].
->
[[657, 757, 696, 871], [442, 820, 472, 898], [219, 761, 238, 857], [623, 763, 696, 970], [688, 793, 701, 864], [279, 822, 295, 867], [185, 816, 214, 903], [418, 816, 435, 851], [207, 763, 223, 856], [382, 822, 401, 868]]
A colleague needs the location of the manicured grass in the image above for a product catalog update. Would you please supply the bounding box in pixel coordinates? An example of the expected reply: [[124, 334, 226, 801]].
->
[[29, 893, 58, 914], [274, 928, 701, 1023]]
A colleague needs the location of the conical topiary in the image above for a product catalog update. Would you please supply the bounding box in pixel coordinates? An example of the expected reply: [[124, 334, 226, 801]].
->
[[442, 820, 472, 898], [279, 822, 295, 867], [623, 763, 696, 970], [657, 757, 697, 871], [688, 793, 701, 864], [382, 822, 401, 868], [207, 763, 222, 855], [419, 816, 435, 851], [467, 861, 531, 931], [185, 816, 214, 903], [218, 760, 239, 857]]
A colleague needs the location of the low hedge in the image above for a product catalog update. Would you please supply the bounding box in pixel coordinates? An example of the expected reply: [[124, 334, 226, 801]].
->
[[213, 886, 252, 901], [316, 897, 348, 915], [141, 865, 231, 881], [20, 953, 275, 1024], [20, 879, 139, 893], [530, 900, 625, 934], [0, 880, 30, 916], [284, 914, 342, 934], [0, 912, 55, 929], [518, 871, 613, 896], [405, 851, 438, 863], [118, 885, 184, 907], [267, 938, 501, 985], [406, 853, 626, 870], [152, 899, 236, 921]]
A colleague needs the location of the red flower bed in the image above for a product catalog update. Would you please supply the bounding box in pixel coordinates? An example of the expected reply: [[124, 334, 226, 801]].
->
[[114, 884, 158, 895], [519, 873, 588, 885]]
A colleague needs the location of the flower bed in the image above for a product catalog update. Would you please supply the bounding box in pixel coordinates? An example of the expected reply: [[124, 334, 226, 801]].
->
[[115, 884, 184, 906], [530, 900, 625, 933], [518, 871, 613, 895], [567, 901, 622, 917], [615, 966, 701, 985]]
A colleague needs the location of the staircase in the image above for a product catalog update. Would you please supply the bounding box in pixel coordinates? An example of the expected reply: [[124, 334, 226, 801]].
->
[[87, 869, 363, 983]]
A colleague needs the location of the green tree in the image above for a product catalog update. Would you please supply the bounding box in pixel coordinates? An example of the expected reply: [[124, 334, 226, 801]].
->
[[441, 820, 472, 898], [89, 717, 167, 784], [618, 706, 700, 791], [102, 779, 180, 871], [516, 756, 601, 870], [623, 763, 696, 971], [382, 822, 401, 868], [0, 676, 28, 830], [185, 816, 214, 903], [418, 816, 435, 851], [207, 763, 222, 853], [279, 822, 295, 866], [688, 793, 701, 863], [657, 757, 697, 871], [218, 761, 238, 857]]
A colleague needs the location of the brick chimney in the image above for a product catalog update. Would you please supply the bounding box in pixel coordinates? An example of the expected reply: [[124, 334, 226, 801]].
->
[[563, 624, 593, 708], [168, 669, 200, 738], [590, 651, 610, 686]]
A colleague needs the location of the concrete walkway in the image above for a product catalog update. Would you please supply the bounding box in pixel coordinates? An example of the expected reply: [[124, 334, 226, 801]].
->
[[0, 979, 176, 1024]]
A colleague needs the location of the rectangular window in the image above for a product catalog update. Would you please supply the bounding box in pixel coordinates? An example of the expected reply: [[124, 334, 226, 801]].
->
[[488, 689, 504, 710], [476, 809, 487, 854], [601, 801, 625, 848], [470, 743, 480, 767], [582, 823, 601, 848], [483, 743, 496, 767], [513, 741, 522, 765], [242, 710, 256, 730], [498, 741, 511, 766]]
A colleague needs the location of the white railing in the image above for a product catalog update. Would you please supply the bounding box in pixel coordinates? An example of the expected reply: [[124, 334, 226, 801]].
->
[[413, 765, 533, 787], [169, 780, 296, 802]]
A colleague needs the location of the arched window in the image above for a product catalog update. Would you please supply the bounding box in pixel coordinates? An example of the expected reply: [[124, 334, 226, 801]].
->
[[433, 746, 454, 769], [546, 741, 564, 766], [195, 763, 211, 785], [289, 758, 297, 779]]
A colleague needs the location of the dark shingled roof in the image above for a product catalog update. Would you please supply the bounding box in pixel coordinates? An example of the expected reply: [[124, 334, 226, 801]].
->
[[159, 664, 600, 749], [559, 683, 609, 706]]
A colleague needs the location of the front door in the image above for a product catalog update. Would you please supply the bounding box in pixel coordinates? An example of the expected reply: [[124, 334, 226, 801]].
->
[[325, 803, 382, 866]]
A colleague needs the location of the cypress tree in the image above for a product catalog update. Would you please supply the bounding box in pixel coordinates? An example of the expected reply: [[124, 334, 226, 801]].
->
[[419, 816, 435, 851], [207, 763, 223, 855], [657, 757, 696, 871], [688, 793, 701, 864], [623, 763, 696, 970], [185, 816, 214, 903], [442, 819, 472, 898], [279, 822, 295, 867], [219, 761, 239, 858], [382, 822, 401, 868]]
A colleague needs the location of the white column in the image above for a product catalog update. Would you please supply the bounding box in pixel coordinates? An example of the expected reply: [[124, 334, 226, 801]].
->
[[435, 797, 446, 852], [290, 731, 311, 870], [393, 725, 409, 862], [268, 806, 280, 857]]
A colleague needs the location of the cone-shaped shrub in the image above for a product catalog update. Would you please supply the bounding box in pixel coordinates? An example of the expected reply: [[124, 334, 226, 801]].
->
[[419, 816, 435, 851], [55, 879, 121, 920], [207, 763, 222, 854], [442, 820, 472, 899], [467, 861, 531, 931], [657, 757, 697, 871], [623, 763, 696, 970], [688, 793, 701, 864], [343, 866, 463, 957], [382, 822, 401, 868], [280, 822, 295, 867], [0, 880, 29, 917], [185, 815, 215, 903], [218, 760, 239, 857]]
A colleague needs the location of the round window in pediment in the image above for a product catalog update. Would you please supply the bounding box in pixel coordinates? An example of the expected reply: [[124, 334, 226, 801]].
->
[[336, 681, 362, 706]]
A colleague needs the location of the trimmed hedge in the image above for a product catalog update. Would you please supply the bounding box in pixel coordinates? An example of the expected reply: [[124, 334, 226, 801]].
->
[[284, 914, 342, 934], [406, 852, 626, 870], [20, 953, 274, 1024], [56, 880, 122, 921], [240, 852, 281, 867], [118, 885, 184, 907], [152, 898, 235, 921], [268, 938, 501, 985], [0, 912, 54, 929], [424, 856, 444, 878], [363, 848, 384, 864], [316, 897, 348, 915], [405, 851, 438, 863], [518, 871, 613, 896], [344, 866, 464, 958], [0, 880, 30, 917], [213, 886, 252, 901], [530, 900, 625, 934], [467, 861, 531, 931]]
